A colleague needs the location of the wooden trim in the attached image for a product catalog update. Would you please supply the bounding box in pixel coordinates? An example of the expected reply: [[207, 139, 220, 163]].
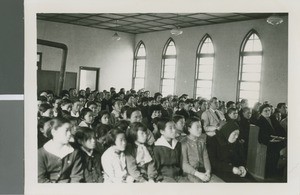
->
[[79, 66, 100, 91]]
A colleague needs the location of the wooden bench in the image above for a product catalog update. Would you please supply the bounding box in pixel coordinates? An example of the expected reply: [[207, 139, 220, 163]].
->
[[246, 125, 267, 180]]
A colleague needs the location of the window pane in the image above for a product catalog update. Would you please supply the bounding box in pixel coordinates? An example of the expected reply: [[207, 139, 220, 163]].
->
[[137, 44, 146, 57], [134, 78, 144, 90], [196, 87, 211, 99], [244, 33, 262, 52], [201, 38, 214, 54], [240, 90, 259, 100], [240, 82, 260, 91], [198, 64, 213, 74], [253, 40, 262, 51], [162, 79, 175, 96], [242, 73, 261, 81], [137, 59, 145, 66], [165, 58, 176, 66], [198, 73, 213, 80], [199, 57, 214, 65], [197, 80, 212, 88], [165, 41, 176, 55], [242, 65, 261, 73], [243, 56, 262, 65]]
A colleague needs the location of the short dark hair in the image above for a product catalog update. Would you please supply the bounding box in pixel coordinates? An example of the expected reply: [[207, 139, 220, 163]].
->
[[199, 99, 207, 106], [172, 115, 185, 123], [106, 128, 126, 147], [114, 120, 130, 132], [39, 103, 53, 114], [75, 127, 95, 143], [45, 117, 70, 139], [277, 103, 286, 109], [157, 117, 172, 131], [86, 101, 97, 108], [127, 122, 147, 144], [226, 101, 235, 109], [227, 107, 238, 115], [185, 117, 201, 134], [79, 108, 93, 120], [98, 110, 110, 120], [154, 92, 162, 100], [95, 124, 111, 138], [259, 103, 271, 114], [126, 107, 141, 119]]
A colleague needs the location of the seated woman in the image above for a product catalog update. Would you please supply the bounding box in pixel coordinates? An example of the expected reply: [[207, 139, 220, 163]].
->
[[257, 104, 287, 179], [38, 118, 83, 183], [206, 121, 256, 182]]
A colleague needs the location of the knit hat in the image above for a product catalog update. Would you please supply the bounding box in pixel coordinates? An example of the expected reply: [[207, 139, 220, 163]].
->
[[219, 121, 240, 140]]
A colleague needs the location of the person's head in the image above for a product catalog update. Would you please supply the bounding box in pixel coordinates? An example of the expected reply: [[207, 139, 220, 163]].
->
[[60, 99, 73, 112], [154, 92, 163, 102], [241, 107, 252, 119], [127, 122, 148, 144], [148, 97, 155, 106], [253, 102, 262, 111], [69, 88, 78, 98], [226, 101, 236, 109], [178, 100, 185, 110], [86, 87, 91, 94], [106, 129, 127, 152], [172, 115, 185, 132], [144, 91, 150, 97], [86, 101, 97, 115], [53, 98, 62, 109], [185, 117, 202, 137], [121, 105, 130, 120], [209, 97, 219, 110], [240, 99, 249, 108], [105, 92, 111, 100], [72, 100, 82, 113], [38, 117, 52, 135], [140, 97, 149, 107], [39, 103, 54, 118], [149, 105, 162, 119], [193, 99, 200, 110], [220, 121, 240, 143], [78, 95, 86, 106], [161, 98, 169, 109], [272, 109, 282, 121], [98, 110, 110, 125], [277, 103, 288, 116], [96, 124, 111, 144], [127, 107, 142, 123], [115, 120, 130, 132], [259, 104, 272, 118], [126, 94, 135, 105], [110, 87, 116, 93], [75, 127, 96, 151], [170, 98, 178, 108], [79, 108, 94, 124], [45, 118, 72, 144], [179, 94, 188, 101], [199, 99, 208, 111], [157, 118, 176, 141], [227, 108, 238, 120], [112, 98, 124, 113], [37, 96, 47, 109]]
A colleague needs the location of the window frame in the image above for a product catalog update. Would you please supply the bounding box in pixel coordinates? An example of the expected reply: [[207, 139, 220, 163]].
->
[[132, 41, 146, 90], [237, 29, 263, 104], [194, 34, 215, 99], [160, 38, 177, 96]]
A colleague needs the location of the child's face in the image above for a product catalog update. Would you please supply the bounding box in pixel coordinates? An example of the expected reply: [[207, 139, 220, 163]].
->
[[61, 103, 72, 112], [175, 118, 185, 131], [72, 102, 82, 113], [52, 123, 72, 144], [188, 121, 202, 137], [113, 101, 123, 112], [136, 128, 147, 144], [101, 114, 109, 125], [243, 109, 252, 119], [84, 111, 94, 124], [88, 104, 97, 114], [37, 100, 42, 109], [228, 111, 239, 120], [82, 137, 96, 151], [151, 110, 161, 119], [161, 121, 176, 140], [130, 111, 142, 123], [115, 133, 127, 152]]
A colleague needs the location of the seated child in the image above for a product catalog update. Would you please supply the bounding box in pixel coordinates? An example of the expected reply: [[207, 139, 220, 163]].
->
[[78, 108, 94, 128], [181, 117, 223, 183], [38, 118, 83, 183], [101, 129, 134, 183], [173, 115, 186, 141], [153, 118, 188, 182], [126, 122, 158, 182], [74, 127, 104, 183]]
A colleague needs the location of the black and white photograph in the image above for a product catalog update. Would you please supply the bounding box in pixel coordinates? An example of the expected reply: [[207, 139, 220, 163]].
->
[[24, 0, 300, 195]]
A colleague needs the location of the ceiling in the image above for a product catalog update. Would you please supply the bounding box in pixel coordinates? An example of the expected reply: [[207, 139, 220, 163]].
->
[[37, 13, 287, 34]]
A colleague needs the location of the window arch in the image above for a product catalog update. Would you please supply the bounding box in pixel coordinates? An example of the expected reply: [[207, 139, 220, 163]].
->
[[237, 30, 263, 107], [161, 38, 177, 96], [195, 34, 215, 99], [132, 41, 146, 90]]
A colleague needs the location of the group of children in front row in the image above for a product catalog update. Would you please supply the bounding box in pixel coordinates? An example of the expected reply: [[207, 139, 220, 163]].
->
[[38, 104, 254, 183]]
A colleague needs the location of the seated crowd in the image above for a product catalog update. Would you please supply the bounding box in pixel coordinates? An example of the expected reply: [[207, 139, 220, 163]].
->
[[37, 87, 287, 183]]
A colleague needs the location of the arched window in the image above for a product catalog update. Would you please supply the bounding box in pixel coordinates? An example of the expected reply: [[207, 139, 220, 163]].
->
[[132, 41, 146, 90], [161, 38, 177, 97], [237, 30, 263, 107], [195, 34, 215, 99]]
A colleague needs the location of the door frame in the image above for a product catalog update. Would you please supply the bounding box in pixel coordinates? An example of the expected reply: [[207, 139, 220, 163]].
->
[[78, 66, 100, 91]]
